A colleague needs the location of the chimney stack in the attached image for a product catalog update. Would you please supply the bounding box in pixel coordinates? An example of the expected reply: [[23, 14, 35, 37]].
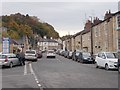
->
[[104, 10, 112, 20], [93, 17, 102, 25], [84, 20, 92, 31]]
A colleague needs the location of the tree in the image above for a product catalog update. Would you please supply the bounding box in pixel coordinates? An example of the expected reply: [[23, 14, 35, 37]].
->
[[19, 24, 33, 37], [2, 13, 60, 40], [8, 30, 20, 39]]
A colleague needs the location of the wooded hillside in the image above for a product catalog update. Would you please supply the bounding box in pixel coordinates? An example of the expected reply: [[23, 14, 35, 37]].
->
[[2, 13, 59, 39]]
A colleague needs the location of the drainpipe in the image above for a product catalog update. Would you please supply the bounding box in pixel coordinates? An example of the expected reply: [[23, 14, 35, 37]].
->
[[89, 16, 93, 56]]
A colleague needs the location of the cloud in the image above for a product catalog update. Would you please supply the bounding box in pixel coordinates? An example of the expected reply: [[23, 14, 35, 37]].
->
[[2, 2, 118, 37], [1, 0, 119, 2]]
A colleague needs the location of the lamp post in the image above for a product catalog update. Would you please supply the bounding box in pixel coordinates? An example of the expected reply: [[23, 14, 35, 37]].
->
[[89, 16, 93, 56]]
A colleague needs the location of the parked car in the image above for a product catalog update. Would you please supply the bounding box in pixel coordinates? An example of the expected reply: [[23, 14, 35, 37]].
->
[[47, 50, 56, 58], [25, 50, 37, 61], [118, 50, 120, 73], [72, 50, 81, 61], [118, 56, 120, 73], [41, 50, 46, 53], [59, 50, 65, 56], [92, 53, 98, 63], [0, 53, 20, 68], [56, 49, 60, 54], [72, 50, 76, 61], [67, 51, 73, 59], [37, 50, 42, 58], [77, 52, 93, 63], [95, 52, 118, 70], [64, 51, 69, 58]]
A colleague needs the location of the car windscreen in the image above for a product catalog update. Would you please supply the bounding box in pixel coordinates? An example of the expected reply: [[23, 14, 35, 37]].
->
[[3, 54, 17, 58], [48, 51, 54, 53], [26, 51, 35, 54], [0, 55, 6, 59], [106, 53, 118, 58], [113, 53, 118, 58], [83, 53, 91, 58]]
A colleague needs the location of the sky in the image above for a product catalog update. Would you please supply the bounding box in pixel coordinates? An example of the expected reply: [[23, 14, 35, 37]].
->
[[1, 1, 119, 37]]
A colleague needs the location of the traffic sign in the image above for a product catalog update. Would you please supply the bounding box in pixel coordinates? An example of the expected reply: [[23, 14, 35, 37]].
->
[[2, 38, 10, 54]]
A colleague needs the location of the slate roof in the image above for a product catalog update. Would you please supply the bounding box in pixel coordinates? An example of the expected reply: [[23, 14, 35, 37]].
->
[[39, 39, 58, 43], [92, 11, 120, 27]]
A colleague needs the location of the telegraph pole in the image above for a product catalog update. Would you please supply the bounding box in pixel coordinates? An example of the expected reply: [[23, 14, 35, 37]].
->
[[89, 16, 93, 56]]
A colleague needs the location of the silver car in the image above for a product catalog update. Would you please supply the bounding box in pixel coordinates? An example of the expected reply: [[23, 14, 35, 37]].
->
[[47, 50, 56, 58], [25, 50, 37, 61], [0, 53, 20, 68]]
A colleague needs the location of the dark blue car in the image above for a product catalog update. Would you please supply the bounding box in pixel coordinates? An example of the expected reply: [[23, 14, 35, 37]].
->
[[77, 52, 93, 63]]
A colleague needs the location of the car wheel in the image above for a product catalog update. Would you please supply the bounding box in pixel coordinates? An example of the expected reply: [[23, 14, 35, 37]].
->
[[9, 62, 13, 68], [35, 59, 37, 62], [105, 64, 109, 70]]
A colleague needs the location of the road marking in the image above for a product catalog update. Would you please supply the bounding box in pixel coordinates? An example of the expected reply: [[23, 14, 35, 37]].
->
[[38, 84, 41, 87], [29, 63, 42, 88], [24, 62, 27, 75], [36, 80, 39, 83], [29, 63, 34, 74], [56, 58, 62, 62], [57, 58, 60, 61]]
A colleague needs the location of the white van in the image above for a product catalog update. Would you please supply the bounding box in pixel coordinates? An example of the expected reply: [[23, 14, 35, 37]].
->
[[25, 50, 37, 61]]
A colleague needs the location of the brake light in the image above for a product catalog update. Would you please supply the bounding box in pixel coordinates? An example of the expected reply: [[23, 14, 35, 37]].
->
[[5, 56, 8, 62]]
